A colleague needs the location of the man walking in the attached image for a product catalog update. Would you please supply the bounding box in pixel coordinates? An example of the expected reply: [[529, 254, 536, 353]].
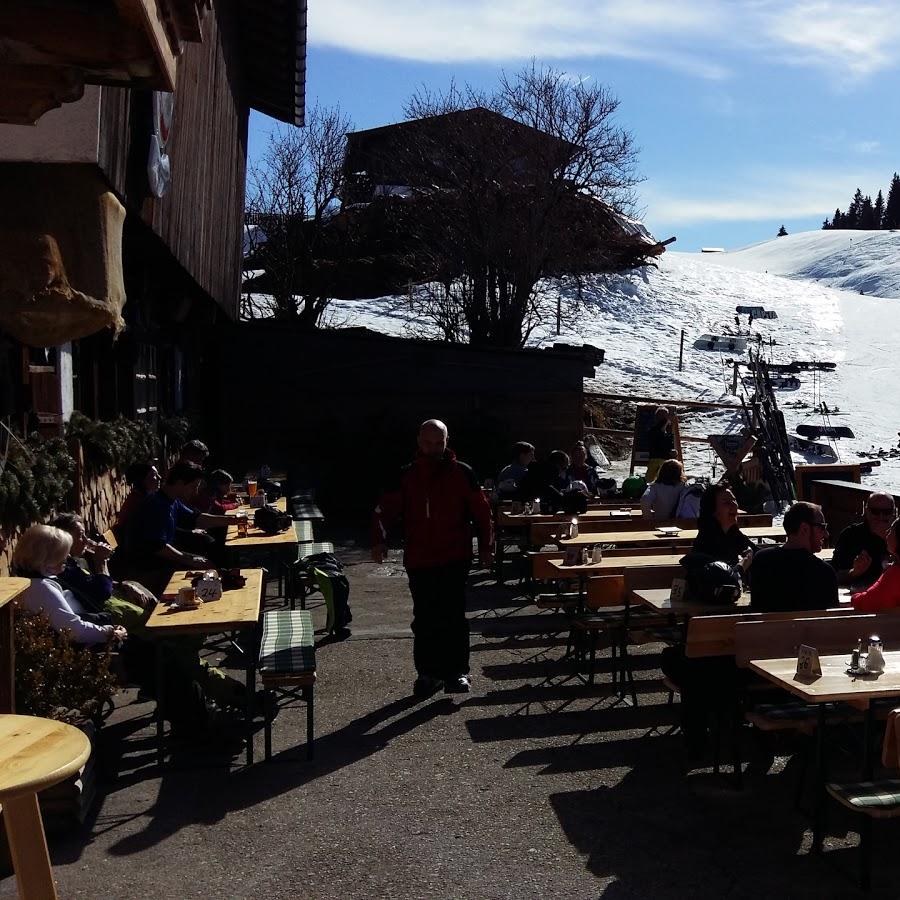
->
[[372, 419, 493, 697]]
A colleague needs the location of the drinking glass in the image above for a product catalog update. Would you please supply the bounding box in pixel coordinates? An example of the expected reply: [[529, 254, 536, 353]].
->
[[247, 479, 258, 498]]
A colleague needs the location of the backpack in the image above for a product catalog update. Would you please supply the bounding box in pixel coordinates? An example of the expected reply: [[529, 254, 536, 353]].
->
[[294, 553, 352, 637], [561, 490, 588, 515], [253, 504, 292, 534], [674, 482, 704, 519], [679, 552, 742, 605]]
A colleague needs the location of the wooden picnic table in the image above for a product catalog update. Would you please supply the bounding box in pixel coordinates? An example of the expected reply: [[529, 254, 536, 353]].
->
[[560, 525, 785, 548], [145, 568, 264, 766], [230, 496, 288, 516], [751, 648, 900, 851], [548, 554, 685, 578], [0, 577, 29, 713], [0, 714, 91, 900]]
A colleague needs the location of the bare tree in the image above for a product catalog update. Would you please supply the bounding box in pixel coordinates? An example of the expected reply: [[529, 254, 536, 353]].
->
[[392, 63, 647, 347], [243, 104, 351, 327]]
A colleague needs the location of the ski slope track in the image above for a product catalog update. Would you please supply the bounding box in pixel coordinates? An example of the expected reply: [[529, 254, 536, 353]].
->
[[329, 229, 900, 493]]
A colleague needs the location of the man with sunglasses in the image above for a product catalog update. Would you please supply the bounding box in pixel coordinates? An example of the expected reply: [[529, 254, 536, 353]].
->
[[750, 502, 838, 612], [831, 492, 897, 588]]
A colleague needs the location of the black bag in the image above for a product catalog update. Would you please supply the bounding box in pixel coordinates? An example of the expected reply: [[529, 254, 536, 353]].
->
[[680, 552, 742, 605], [561, 491, 588, 515], [253, 504, 291, 534]]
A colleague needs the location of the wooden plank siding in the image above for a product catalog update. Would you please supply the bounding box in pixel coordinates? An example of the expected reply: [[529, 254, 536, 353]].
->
[[98, 1, 247, 318]]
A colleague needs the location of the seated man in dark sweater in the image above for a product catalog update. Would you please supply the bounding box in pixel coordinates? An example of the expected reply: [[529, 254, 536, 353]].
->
[[751, 501, 838, 612], [830, 491, 896, 588]]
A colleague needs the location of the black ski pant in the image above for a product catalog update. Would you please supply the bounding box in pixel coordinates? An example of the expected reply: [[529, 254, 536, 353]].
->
[[406, 562, 470, 680]]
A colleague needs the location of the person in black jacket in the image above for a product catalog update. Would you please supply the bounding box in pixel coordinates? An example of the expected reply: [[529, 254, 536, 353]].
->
[[751, 502, 838, 612], [518, 450, 571, 510], [831, 492, 896, 588]]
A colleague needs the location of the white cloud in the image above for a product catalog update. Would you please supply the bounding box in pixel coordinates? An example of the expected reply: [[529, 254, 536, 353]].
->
[[643, 165, 888, 225], [308, 1, 900, 82], [852, 140, 882, 154]]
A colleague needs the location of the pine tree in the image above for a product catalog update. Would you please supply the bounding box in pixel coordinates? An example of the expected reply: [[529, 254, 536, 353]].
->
[[884, 173, 900, 229], [832, 208, 844, 229], [859, 195, 876, 229], [874, 190, 885, 229], [777, 224, 788, 236], [822, 217, 831, 230], [845, 188, 865, 228]]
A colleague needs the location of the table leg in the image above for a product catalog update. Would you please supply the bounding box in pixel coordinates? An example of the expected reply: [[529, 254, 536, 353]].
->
[[813, 704, 826, 854], [245, 650, 256, 767], [4, 791, 58, 900], [155, 643, 165, 768]]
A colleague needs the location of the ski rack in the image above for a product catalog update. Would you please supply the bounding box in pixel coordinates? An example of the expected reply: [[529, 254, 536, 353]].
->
[[740, 350, 797, 505]]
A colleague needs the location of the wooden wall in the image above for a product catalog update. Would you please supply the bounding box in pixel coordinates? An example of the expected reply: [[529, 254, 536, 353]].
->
[[215, 325, 592, 513], [98, 0, 248, 317]]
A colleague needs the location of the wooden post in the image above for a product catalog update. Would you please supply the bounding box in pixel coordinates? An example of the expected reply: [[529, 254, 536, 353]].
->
[[678, 330, 685, 371]]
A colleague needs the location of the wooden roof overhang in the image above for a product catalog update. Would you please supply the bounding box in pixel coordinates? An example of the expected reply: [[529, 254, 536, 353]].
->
[[0, 0, 211, 124], [238, 0, 308, 126]]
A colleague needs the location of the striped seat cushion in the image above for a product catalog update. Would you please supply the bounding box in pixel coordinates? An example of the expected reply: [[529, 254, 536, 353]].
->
[[293, 521, 315, 543], [298, 542, 335, 559], [259, 610, 316, 675], [293, 501, 325, 521], [827, 780, 900, 818]]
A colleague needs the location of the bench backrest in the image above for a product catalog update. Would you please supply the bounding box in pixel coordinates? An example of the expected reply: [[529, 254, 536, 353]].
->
[[733, 610, 900, 668], [586, 575, 626, 608], [623, 565, 682, 595], [685, 606, 865, 659]]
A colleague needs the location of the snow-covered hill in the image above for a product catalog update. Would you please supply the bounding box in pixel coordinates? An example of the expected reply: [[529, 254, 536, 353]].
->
[[330, 230, 900, 492], [702, 229, 900, 300]]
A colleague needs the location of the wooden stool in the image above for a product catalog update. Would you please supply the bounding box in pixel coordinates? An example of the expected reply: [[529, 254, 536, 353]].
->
[[0, 715, 91, 900]]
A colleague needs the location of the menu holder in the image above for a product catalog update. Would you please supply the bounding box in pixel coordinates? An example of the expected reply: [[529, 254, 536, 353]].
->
[[795, 644, 822, 682], [670, 578, 688, 605]]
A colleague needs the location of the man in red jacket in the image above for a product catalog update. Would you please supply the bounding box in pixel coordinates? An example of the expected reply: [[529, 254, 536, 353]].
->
[[372, 419, 494, 697]]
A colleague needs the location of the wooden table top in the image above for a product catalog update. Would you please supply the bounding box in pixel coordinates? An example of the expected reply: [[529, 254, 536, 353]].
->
[[0, 715, 91, 800], [633, 581, 849, 616], [225, 518, 298, 548], [498, 509, 639, 527], [0, 577, 29, 610], [750, 650, 900, 705], [145, 568, 263, 636], [560, 525, 785, 548], [548, 554, 685, 577]]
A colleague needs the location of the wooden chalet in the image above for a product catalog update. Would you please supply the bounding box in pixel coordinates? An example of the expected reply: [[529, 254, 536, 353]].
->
[[0, 0, 308, 436]]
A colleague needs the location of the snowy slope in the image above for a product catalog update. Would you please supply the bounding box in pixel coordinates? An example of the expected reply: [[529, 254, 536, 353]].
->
[[329, 231, 900, 492], [702, 230, 900, 300]]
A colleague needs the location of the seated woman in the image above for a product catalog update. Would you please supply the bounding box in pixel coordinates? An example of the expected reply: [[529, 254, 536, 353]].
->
[[640, 459, 686, 521], [692, 483, 754, 574], [12, 525, 126, 646], [115, 462, 161, 534], [852, 517, 900, 611], [194, 469, 239, 515], [50, 512, 152, 633]]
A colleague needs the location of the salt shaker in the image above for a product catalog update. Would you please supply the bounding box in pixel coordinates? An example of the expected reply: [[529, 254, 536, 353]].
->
[[592, 545, 603, 564], [866, 635, 885, 674]]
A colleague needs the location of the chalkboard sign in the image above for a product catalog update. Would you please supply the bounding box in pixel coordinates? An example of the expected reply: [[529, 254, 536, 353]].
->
[[630, 405, 682, 473]]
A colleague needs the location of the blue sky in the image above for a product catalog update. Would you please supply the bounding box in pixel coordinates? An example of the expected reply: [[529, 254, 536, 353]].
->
[[248, 1, 900, 251]]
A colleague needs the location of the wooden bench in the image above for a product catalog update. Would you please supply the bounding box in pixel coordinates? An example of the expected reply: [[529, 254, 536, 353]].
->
[[258, 609, 316, 761]]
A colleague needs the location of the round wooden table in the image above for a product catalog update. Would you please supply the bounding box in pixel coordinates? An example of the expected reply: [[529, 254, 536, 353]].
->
[[0, 715, 91, 900]]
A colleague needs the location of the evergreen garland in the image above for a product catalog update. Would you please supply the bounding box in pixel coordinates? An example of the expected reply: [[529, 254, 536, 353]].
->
[[0, 431, 75, 528], [66, 412, 160, 475]]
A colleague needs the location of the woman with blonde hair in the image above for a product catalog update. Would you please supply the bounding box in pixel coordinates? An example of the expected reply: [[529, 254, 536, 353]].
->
[[12, 525, 126, 645]]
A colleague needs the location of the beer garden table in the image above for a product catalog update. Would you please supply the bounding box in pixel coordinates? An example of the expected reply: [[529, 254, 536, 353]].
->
[[0, 714, 91, 900], [0, 577, 29, 713], [145, 568, 264, 766], [750, 650, 900, 852]]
